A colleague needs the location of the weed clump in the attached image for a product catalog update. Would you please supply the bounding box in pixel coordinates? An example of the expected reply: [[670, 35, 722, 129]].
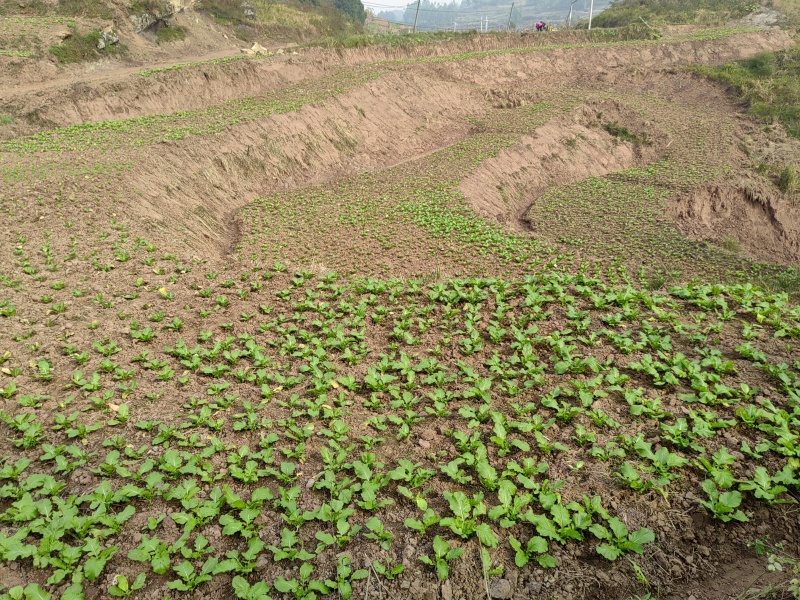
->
[[603, 121, 647, 145], [720, 234, 742, 254], [778, 165, 799, 195], [156, 25, 187, 43]]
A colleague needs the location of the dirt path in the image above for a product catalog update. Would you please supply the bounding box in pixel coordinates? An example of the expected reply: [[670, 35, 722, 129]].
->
[[0, 48, 240, 102]]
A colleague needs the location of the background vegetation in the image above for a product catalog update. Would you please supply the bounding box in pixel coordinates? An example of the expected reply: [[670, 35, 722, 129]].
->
[[197, 0, 364, 41], [692, 49, 800, 137], [591, 0, 758, 27]]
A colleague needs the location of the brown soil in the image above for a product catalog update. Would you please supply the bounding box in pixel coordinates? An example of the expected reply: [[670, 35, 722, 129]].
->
[[120, 69, 483, 253], [670, 179, 800, 265], [461, 98, 669, 229], [1, 29, 794, 130], [2, 28, 794, 267]]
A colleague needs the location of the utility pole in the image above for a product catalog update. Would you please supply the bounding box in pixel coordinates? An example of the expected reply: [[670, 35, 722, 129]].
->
[[568, 0, 578, 28], [507, 2, 514, 31], [588, 0, 594, 29], [412, 0, 421, 33]]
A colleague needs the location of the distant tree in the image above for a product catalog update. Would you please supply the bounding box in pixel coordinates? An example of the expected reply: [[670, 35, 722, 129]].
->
[[378, 9, 404, 21], [401, 0, 458, 29], [334, 0, 367, 23]]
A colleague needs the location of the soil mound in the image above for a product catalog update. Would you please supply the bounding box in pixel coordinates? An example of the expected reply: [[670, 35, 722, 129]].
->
[[670, 178, 800, 264], [121, 71, 481, 252], [461, 98, 668, 228]]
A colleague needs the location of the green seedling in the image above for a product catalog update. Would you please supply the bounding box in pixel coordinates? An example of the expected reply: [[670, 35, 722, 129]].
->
[[371, 557, 405, 580], [231, 576, 273, 600], [700, 479, 749, 522], [739, 466, 795, 505], [363, 516, 393, 550], [167, 558, 218, 591], [589, 517, 655, 560], [508, 534, 557, 568], [439, 490, 498, 547], [324, 555, 368, 600], [419, 535, 464, 581], [108, 574, 147, 598], [274, 563, 329, 599]]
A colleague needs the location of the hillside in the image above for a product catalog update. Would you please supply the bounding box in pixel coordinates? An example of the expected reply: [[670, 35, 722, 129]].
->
[[0, 0, 366, 64], [1, 6, 800, 600], [592, 0, 786, 27]]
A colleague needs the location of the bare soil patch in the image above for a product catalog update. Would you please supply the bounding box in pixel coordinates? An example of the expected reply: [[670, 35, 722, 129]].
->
[[670, 179, 800, 265]]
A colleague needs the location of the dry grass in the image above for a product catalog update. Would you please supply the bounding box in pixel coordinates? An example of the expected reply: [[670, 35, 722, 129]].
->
[[768, 0, 800, 26]]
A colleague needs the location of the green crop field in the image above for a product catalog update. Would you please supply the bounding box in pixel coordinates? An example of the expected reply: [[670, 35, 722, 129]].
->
[[0, 21, 799, 600]]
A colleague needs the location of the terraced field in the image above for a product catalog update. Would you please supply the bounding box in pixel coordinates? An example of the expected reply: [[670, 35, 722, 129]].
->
[[1, 23, 799, 600]]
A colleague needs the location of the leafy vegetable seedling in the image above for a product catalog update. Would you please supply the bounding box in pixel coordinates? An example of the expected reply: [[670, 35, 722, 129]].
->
[[419, 535, 464, 580]]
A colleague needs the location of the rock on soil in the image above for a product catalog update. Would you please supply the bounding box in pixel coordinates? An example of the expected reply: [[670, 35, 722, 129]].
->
[[489, 579, 514, 599]]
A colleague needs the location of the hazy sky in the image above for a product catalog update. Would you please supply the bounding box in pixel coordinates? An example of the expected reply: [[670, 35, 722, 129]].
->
[[363, 0, 414, 12], [363, 0, 601, 15]]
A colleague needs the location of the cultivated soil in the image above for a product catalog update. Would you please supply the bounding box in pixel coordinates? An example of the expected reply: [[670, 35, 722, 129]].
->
[[1, 15, 800, 600]]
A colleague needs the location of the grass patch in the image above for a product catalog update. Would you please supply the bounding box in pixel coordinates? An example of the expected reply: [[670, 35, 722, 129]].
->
[[56, 0, 113, 19], [197, 0, 356, 42], [758, 265, 800, 294], [318, 24, 660, 50], [130, 0, 171, 12], [156, 25, 187, 43], [720, 234, 742, 254], [769, 0, 800, 26], [0, 0, 49, 16], [603, 121, 646, 144], [778, 164, 799, 194], [0, 114, 13, 126], [592, 0, 756, 27], [691, 49, 800, 137], [49, 30, 126, 64]]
